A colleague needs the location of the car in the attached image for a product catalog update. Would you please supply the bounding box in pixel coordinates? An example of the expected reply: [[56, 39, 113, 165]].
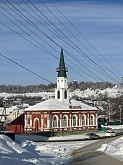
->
[[85, 133, 100, 139], [105, 131, 116, 137]]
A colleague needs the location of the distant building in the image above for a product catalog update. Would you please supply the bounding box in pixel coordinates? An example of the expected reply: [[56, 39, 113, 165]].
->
[[6, 48, 99, 134], [1, 106, 24, 132]]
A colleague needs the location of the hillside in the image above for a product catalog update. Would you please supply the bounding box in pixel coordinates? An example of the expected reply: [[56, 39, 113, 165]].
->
[[0, 81, 122, 122], [0, 81, 115, 94]]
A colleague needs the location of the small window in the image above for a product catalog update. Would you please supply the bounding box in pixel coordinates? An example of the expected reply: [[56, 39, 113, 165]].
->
[[64, 90, 67, 99], [57, 90, 60, 99]]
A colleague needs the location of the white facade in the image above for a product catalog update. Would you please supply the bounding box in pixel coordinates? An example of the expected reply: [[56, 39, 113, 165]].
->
[[55, 76, 69, 102]]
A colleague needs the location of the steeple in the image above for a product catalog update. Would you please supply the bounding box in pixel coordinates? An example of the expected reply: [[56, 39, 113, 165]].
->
[[56, 48, 68, 77], [55, 47, 69, 102]]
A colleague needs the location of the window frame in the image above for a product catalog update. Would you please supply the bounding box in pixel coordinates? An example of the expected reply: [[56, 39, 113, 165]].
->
[[72, 115, 77, 127], [89, 114, 94, 125], [52, 115, 58, 128], [63, 115, 68, 127], [82, 115, 86, 126]]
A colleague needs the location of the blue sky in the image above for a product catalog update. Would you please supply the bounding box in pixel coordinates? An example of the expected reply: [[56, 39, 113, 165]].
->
[[0, 0, 123, 85]]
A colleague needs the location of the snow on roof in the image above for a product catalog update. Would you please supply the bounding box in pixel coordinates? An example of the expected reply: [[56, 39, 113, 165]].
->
[[24, 98, 98, 111]]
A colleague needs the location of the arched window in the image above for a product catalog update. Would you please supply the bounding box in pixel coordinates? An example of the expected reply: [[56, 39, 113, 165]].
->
[[53, 116, 58, 128], [63, 115, 68, 127], [64, 90, 67, 99], [34, 118, 39, 132], [57, 90, 60, 99], [82, 115, 86, 126], [72, 115, 77, 126], [90, 115, 94, 125], [27, 116, 30, 125]]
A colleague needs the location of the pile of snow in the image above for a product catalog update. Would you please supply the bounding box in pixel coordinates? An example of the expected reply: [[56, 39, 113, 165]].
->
[[0, 135, 40, 165], [0, 126, 123, 165], [98, 137, 123, 161], [0, 134, 96, 165]]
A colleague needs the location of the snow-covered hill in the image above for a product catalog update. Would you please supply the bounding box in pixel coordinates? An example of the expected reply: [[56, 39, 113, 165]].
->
[[0, 85, 122, 99]]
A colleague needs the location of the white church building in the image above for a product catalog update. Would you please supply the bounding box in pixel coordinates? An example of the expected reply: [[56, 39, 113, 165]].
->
[[24, 48, 99, 135]]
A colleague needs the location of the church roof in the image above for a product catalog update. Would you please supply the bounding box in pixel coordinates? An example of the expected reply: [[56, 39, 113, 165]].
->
[[24, 98, 98, 111]]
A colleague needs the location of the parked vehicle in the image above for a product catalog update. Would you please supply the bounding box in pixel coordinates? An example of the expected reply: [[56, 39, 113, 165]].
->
[[85, 133, 100, 139], [105, 131, 116, 137]]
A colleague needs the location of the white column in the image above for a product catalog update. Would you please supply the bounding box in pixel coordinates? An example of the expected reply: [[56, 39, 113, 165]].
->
[[30, 115, 32, 127], [24, 114, 27, 128]]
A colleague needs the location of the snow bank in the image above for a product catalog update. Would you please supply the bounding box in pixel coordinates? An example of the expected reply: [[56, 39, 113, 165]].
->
[[0, 135, 40, 165], [98, 137, 123, 161], [0, 131, 123, 165]]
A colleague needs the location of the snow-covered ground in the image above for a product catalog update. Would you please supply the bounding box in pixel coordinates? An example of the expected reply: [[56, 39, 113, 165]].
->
[[0, 125, 123, 165]]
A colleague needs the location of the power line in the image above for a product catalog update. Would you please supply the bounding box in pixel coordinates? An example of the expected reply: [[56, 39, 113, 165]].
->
[[0, 0, 104, 81], [0, 21, 93, 82], [27, 0, 119, 83], [0, 3, 60, 57], [48, 0, 122, 78], [0, 53, 52, 84], [20, 0, 105, 81], [0, 0, 120, 83]]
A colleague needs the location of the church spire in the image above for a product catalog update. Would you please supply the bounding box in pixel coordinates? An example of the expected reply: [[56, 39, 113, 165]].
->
[[56, 48, 68, 77], [55, 47, 69, 102]]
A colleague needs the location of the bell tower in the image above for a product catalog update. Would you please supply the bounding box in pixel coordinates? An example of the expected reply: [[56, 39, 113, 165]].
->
[[55, 48, 69, 102]]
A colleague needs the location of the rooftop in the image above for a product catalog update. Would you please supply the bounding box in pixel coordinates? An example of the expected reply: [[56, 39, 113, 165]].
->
[[24, 98, 98, 111]]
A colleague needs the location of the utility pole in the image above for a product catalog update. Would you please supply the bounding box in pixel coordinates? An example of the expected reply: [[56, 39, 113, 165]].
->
[[2, 99, 9, 130], [119, 105, 122, 123], [108, 105, 110, 122], [107, 100, 112, 122]]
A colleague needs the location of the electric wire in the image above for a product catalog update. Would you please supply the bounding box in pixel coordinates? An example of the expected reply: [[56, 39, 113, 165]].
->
[[20, 0, 106, 81], [26, 0, 119, 83], [1, 0, 105, 81], [39, 0, 116, 77], [0, 4, 60, 57], [3, 1, 119, 82], [0, 21, 92, 82], [48, 0, 122, 77], [0, 53, 52, 84], [0, 0, 121, 83], [0, 10, 97, 82]]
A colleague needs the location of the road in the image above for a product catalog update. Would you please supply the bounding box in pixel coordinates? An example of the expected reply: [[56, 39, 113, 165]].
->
[[69, 135, 123, 165]]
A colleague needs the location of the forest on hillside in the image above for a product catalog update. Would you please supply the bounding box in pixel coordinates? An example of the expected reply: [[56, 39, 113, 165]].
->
[[0, 81, 115, 94]]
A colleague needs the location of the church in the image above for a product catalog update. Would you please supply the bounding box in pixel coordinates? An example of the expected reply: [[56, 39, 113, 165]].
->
[[24, 48, 99, 135]]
